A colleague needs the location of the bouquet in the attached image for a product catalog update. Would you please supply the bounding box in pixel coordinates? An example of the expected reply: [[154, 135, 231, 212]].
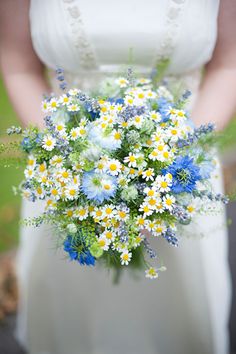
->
[[4, 68, 228, 280]]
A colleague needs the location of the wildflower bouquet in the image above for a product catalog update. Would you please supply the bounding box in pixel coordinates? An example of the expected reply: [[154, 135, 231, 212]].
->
[[5, 68, 228, 280]]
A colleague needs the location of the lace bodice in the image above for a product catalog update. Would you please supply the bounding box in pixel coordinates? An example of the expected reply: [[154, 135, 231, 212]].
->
[[30, 0, 219, 77]]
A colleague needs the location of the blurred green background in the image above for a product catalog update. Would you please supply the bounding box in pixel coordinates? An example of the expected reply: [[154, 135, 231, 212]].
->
[[0, 76, 236, 254], [0, 78, 23, 252]]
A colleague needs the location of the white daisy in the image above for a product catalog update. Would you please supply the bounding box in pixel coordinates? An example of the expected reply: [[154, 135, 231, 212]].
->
[[41, 100, 49, 113], [139, 203, 154, 216], [116, 209, 129, 221], [55, 122, 66, 135], [24, 167, 35, 179], [74, 206, 88, 220], [59, 169, 72, 182], [116, 77, 128, 88], [124, 95, 135, 106], [142, 168, 155, 181], [106, 159, 122, 176], [101, 230, 116, 242], [145, 220, 157, 232], [132, 233, 144, 248], [97, 236, 110, 251], [42, 135, 56, 151], [91, 207, 104, 220], [50, 155, 64, 168], [70, 127, 81, 140], [59, 94, 71, 106], [50, 186, 61, 200], [162, 194, 176, 211], [68, 103, 80, 112], [65, 184, 79, 200], [145, 196, 161, 210], [27, 155, 37, 168], [149, 111, 161, 122], [35, 186, 45, 199], [120, 250, 132, 265], [145, 267, 159, 279], [72, 161, 84, 172], [48, 98, 59, 112], [155, 201, 165, 214], [152, 220, 167, 237], [166, 127, 181, 142], [146, 90, 157, 99], [37, 162, 47, 174], [68, 88, 79, 96], [102, 204, 115, 218], [143, 187, 159, 198], [132, 115, 143, 128], [124, 153, 138, 168], [133, 89, 146, 104], [95, 158, 108, 174], [155, 175, 172, 192]]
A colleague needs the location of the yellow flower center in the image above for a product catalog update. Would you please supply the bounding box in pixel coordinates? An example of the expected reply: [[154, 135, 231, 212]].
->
[[39, 163, 46, 172], [62, 171, 69, 178], [105, 232, 113, 239], [67, 210, 73, 217], [110, 164, 117, 171], [105, 208, 113, 214], [69, 189, 76, 196], [163, 151, 169, 158], [166, 199, 172, 206], [79, 209, 86, 216], [114, 132, 121, 140], [129, 156, 136, 162], [71, 131, 77, 137], [104, 184, 111, 190], [138, 218, 145, 225], [146, 170, 153, 177], [28, 159, 34, 166], [51, 189, 58, 196], [148, 199, 156, 206], [122, 254, 129, 261], [161, 181, 168, 188], [118, 211, 126, 219]]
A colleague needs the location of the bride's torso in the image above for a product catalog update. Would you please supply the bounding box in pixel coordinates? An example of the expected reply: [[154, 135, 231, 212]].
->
[[29, 0, 219, 91]]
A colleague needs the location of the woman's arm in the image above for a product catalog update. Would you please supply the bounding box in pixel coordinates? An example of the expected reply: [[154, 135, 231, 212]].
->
[[0, 0, 50, 128], [191, 0, 236, 130]]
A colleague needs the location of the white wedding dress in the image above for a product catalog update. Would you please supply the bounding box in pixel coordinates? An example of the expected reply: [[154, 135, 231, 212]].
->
[[16, 1, 232, 354]]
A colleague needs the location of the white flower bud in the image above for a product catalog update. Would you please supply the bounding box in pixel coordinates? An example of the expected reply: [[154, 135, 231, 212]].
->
[[67, 223, 77, 234]]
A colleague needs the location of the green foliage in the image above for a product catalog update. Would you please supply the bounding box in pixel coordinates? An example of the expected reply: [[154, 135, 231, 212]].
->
[[152, 58, 170, 88]]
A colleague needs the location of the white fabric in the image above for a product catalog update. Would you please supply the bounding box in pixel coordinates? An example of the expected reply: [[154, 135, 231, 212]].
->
[[15, 1, 232, 354]]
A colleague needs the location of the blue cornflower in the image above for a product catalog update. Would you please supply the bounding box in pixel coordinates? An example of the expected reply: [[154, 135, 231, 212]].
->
[[84, 101, 99, 120], [35, 133, 43, 144], [164, 156, 202, 193], [157, 97, 170, 122], [108, 97, 124, 105], [21, 137, 33, 152], [78, 251, 96, 266], [88, 124, 121, 151], [198, 160, 214, 179], [63, 235, 95, 266], [81, 171, 117, 203]]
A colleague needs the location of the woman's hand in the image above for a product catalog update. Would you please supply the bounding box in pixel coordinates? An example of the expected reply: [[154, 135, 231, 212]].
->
[[0, 0, 50, 129], [191, 0, 236, 131]]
